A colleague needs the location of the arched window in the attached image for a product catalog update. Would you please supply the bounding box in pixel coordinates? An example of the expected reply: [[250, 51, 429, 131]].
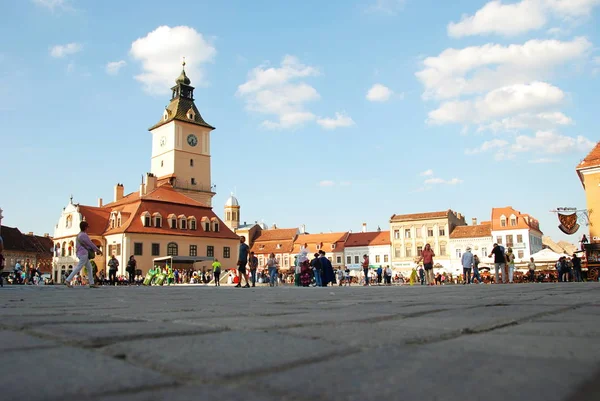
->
[[68, 241, 74, 257], [65, 215, 72, 229], [226, 211, 231, 221], [167, 242, 178, 256], [61, 241, 66, 257], [179, 215, 187, 229]]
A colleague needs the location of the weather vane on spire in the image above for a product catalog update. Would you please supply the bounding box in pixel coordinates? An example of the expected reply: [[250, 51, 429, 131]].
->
[[182, 57, 186, 69]]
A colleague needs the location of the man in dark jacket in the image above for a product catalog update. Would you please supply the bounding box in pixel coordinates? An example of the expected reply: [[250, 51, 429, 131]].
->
[[319, 250, 335, 286], [310, 253, 322, 286]]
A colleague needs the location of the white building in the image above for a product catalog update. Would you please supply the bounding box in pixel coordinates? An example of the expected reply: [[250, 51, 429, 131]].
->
[[491, 207, 543, 262], [449, 218, 494, 272], [344, 225, 391, 272]]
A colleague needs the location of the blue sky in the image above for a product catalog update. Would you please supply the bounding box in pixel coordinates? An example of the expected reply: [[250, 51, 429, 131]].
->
[[1, 0, 598, 242]]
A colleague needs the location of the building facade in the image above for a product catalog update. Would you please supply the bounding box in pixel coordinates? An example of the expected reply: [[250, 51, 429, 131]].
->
[[292, 232, 349, 269], [344, 230, 391, 271], [389, 210, 467, 272], [1, 225, 53, 274], [250, 227, 299, 271], [448, 218, 493, 271], [576, 141, 600, 267], [490, 207, 543, 262], [51, 67, 240, 282]]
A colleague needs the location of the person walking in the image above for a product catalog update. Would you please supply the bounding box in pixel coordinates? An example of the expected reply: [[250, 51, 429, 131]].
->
[[572, 253, 583, 282], [108, 255, 119, 286], [384, 265, 392, 285], [344, 266, 351, 286], [527, 257, 537, 282], [235, 236, 250, 288], [248, 251, 259, 287], [319, 250, 335, 286], [310, 253, 322, 287], [266, 253, 279, 287], [472, 255, 484, 284], [64, 221, 102, 288], [506, 247, 515, 284], [126, 256, 137, 285], [489, 243, 507, 284], [461, 247, 474, 284], [418, 244, 436, 286], [361, 254, 370, 286], [212, 258, 221, 286], [418, 265, 425, 285], [376, 265, 383, 285]]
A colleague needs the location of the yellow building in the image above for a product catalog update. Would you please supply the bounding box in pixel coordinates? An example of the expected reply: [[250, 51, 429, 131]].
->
[[52, 66, 239, 280], [389, 210, 467, 271], [576, 141, 600, 269]]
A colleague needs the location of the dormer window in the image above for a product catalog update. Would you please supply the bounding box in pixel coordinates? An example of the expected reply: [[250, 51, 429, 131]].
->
[[141, 211, 151, 227], [211, 218, 219, 232], [189, 217, 197, 230], [186, 108, 195, 120], [259, 245, 265, 250], [510, 215, 517, 226], [500, 215, 507, 227], [179, 215, 187, 230], [153, 213, 162, 228], [276, 244, 282, 249], [163, 110, 169, 121], [331, 244, 336, 250], [201, 217, 210, 231], [168, 214, 177, 229], [316, 244, 321, 250]]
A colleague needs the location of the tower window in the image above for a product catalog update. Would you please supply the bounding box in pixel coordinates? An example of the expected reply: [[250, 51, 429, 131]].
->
[[190, 159, 194, 167], [161, 160, 164, 167], [191, 178, 196, 185]]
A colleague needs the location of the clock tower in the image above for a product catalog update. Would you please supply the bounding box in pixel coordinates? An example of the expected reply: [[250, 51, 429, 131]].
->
[[149, 62, 216, 206]]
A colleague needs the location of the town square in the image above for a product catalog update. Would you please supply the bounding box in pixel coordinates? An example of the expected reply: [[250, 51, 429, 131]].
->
[[1, 0, 600, 400]]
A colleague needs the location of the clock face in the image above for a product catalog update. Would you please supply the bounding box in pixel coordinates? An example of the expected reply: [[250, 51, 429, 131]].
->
[[159, 137, 166, 147], [187, 134, 198, 147]]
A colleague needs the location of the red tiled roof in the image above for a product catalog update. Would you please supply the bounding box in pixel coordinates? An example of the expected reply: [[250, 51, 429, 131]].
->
[[450, 224, 492, 239], [253, 228, 298, 242], [292, 232, 349, 253], [77, 205, 111, 236], [577, 141, 600, 170], [345, 231, 390, 247], [104, 183, 209, 208], [390, 210, 449, 221], [491, 207, 543, 234], [1, 226, 37, 252], [251, 240, 295, 255]]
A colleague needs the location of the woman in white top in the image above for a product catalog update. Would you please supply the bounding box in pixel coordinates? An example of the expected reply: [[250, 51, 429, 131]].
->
[[266, 253, 279, 287]]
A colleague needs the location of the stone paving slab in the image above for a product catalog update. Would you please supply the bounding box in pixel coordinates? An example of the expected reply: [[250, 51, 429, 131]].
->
[[30, 321, 225, 347], [0, 346, 174, 401], [0, 283, 598, 401], [0, 330, 59, 351], [103, 330, 348, 380]]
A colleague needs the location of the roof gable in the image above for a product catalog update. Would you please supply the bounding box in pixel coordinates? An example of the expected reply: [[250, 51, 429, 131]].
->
[[450, 224, 492, 239], [345, 231, 391, 247], [577, 141, 600, 170], [390, 210, 449, 221]]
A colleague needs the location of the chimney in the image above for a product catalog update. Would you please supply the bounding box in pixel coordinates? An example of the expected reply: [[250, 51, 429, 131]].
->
[[44, 233, 49, 237], [145, 173, 157, 194], [139, 183, 145, 196], [27, 232, 33, 236], [472, 217, 477, 226], [98, 198, 103, 208], [300, 224, 306, 234], [114, 184, 124, 202], [362, 223, 367, 233]]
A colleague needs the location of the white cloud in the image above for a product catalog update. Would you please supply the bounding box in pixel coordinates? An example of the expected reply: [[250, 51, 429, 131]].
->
[[66, 62, 75, 73], [237, 55, 320, 129], [130, 26, 216, 95], [32, 0, 72, 12], [416, 37, 590, 100], [420, 169, 434, 176], [529, 158, 557, 163], [546, 27, 570, 36], [50, 42, 82, 58], [366, 83, 393, 102], [447, 0, 600, 38], [367, 0, 406, 15], [428, 82, 565, 125], [512, 131, 595, 154], [448, 0, 547, 38], [318, 180, 335, 187], [424, 177, 463, 185], [465, 139, 509, 155], [477, 111, 573, 132], [316, 112, 355, 130], [105, 60, 126, 75]]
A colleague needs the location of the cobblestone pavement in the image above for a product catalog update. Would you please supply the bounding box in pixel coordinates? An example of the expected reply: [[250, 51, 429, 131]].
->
[[0, 283, 599, 401]]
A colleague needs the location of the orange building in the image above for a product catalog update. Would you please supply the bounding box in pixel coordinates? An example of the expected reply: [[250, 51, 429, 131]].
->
[[576, 141, 600, 269]]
